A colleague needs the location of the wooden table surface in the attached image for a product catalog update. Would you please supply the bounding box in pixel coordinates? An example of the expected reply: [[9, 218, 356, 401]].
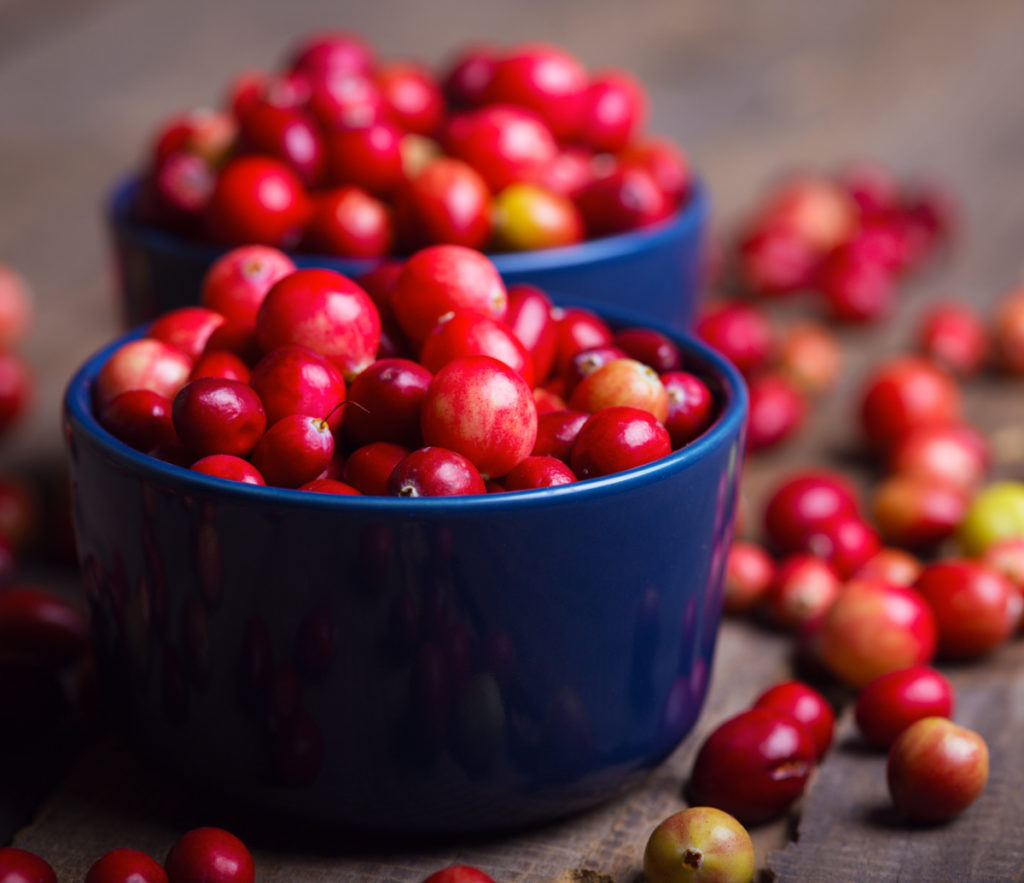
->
[[3, 0, 1024, 879]]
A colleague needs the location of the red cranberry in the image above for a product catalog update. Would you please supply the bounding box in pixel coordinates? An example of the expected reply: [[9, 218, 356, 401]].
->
[[914, 560, 1019, 660], [344, 357, 431, 448], [139, 152, 215, 234], [552, 306, 613, 375], [578, 69, 647, 154], [172, 378, 266, 458], [569, 358, 669, 421], [150, 108, 237, 167], [288, 31, 374, 80], [0, 848, 57, 883], [201, 322, 260, 366], [485, 43, 587, 141], [441, 44, 499, 108], [86, 848, 167, 883], [887, 718, 987, 823], [801, 514, 881, 581], [737, 226, 820, 297], [387, 447, 486, 497], [375, 62, 444, 135], [200, 245, 295, 328], [190, 351, 252, 384], [531, 409, 588, 463], [390, 245, 507, 346], [505, 284, 558, 384], [303, 187, 392, 258], [306, 73, 384, 131], [763, 470, 860, 553], [722, 541, 776, 615], [422, 865, 494, 883], [343, 442, 409, 495], [858, 355, 961, 452], [854, 547, 923, 586], [324, 121, 403, 195], [256, 268, 380, 380], [695, 300, 775, 378], [619, 136, 691, 207], [753, 680, 835, 759], [237, 100, 326, 187], [93, 339, 192, 411], [745, 373, 806, 453], [420, 310, 534, 387], [766, 554, 842, 631], [777, 320, 842, 396], [0, 351, 30, 435], [819, 241, 897, 324], [992, 289, 1024, 374], [299, 478, 361, 495], [541, 145, 597, 200], [249, 345, 347, 434], [446, 104, 558, 192], [855, 665, 954, 749], [0, 263, 33, 349], [205, 156, 309, 248], [570, 406, 671, 479], [420, 356, 537, 479], [394, 158, 492, 250], [915, 301, 988, 376], [0, 585, 90, 669], [660, 371, 714, 448], [886, 421, 989, 492], [871, 473, 968, 552], [561, 344, 627, 396], [149, 307, 226, 363], [504, 455, 576, 490], [577, 164, 670, 237], [250, 414, 335, 488], [164, 826, 254, 883], [688, 707, 816, 824], [100, 389, 177, 452], [191, 454, 266, 485], [612, 327, 682, 374]]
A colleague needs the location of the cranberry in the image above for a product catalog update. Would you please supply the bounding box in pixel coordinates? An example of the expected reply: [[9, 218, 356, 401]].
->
[[343, 357, 430, 448], [139, 152, 216, 234], [420, 310, 534, 387], [688, 707, 816, 824], [93, 339, 192, 411], [164, 826, 254, 883], [855, 665, 954, 749], [887, 718, 988, 822], [695, 300, 775, 378], [323, 120, 402, 195], [490, 183, 583, 251], [446, 104, 557, 192], [394, 158, 492, 250], [299, 478, 362, 495], [150, 108, 237, 167], [249, 345, 347, 434], [100, 389, 177, 452], [915, 301, 988, 376], [390, 245, 507, 346], [205, 156, 309, 248], [612, 327, 682, 374], [871, 473, 968, 551], [531, 409, 588, 463], [420, 356, 537, 479], [149, 307, 226, 363], [250, 414, 335, 488], [737, 225, 820, 297], [913, 560, 1018, 659], [288, 31, 373, 80], [0, 263, 33, 349], [552, 306, 613, 375], [190, 351, 252, 384], [765, 554, 842, 631], [660, 371, 714, 448], [541, 145, 597, 200], [485, 43, 587, 141], [886, 421, 989, 492], [532, 386, 566, 414], [777, 320, 842, 396], [256, 268, 380, 379], [746, 373, 806, 453], [422, 866, 494, 883], [569, 357, 669, 421], [86, 848, 167, 883], [619, 137, 691, 207], [306, 73, 384, 131], [0, 585, 89, 669], [303, 187, 392, 258], [570, 406, 671, 479], [854, 547, 923, 586], [201, 322, 260, 366], [577, 164, 671, 237], [992, 289, 1024, 374], [373, 62, 443, 135], [441, 44, 499, 109], [190, 454, 266, 485], [171, 378, 266, 458], [643, 807, 755, 883], [819, 241, 896, 324], [763, 470, 860, 554], [0, 848, 56, 883], [578, 69, 647, 154], [504, 455, 576, 490], [722, 541, 776, 615], [237, 100, 326, 187], [387, 446, 485, 497], [561, 344, 627, 395], [816, 578, 937, 688], [505, 284, 558, 384], [753, 680, 835, 760], [858, 355, 961, 451]]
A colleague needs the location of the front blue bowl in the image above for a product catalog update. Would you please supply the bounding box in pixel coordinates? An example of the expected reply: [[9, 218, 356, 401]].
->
[[107, 176, 709, 330], [63, 305, 744, 834]]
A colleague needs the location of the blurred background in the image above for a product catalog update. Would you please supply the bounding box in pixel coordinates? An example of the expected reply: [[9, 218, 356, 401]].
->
[[2, 0, 1023, 468]]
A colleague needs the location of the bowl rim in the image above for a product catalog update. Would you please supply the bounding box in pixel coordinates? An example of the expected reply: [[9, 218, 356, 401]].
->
[[107, 173, 709, 275], [64, 301, 746, 513]]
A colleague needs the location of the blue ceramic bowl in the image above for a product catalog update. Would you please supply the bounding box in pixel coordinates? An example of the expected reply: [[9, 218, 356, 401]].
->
[[107, 176, 709, 330], [62, 305, 744, 834]]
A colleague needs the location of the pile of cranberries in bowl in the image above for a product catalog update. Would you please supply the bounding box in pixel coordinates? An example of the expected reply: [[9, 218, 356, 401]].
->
[[92, 242, 720, 493], [134, 31, 692, 258]]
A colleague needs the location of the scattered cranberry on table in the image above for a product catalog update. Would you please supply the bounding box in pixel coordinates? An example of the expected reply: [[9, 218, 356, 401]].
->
[[164, 826, 255, 883], [86, 848, 168, 883], [0, 848, 57, 883], [854, 665, 955, 750], [643, 806, 755, 883], [421, 865, 495, 883]]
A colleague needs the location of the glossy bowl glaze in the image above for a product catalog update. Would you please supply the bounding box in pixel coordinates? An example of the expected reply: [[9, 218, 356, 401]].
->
[[63, 304, 744, 834], [107, 176, 709, 330]]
